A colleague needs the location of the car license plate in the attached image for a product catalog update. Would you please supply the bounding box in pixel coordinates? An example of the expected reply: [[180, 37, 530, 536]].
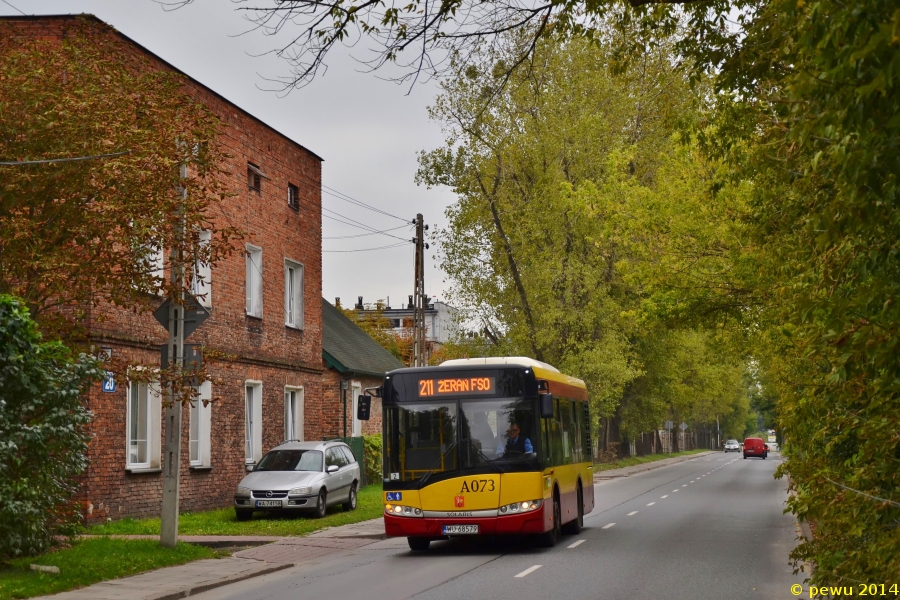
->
[[255, 500, 281, 508], [443, 525, 478, 535]]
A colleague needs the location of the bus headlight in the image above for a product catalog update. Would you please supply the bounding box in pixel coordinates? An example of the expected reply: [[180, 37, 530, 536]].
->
[[384, 504, 423, 517], [499, 499, 543, 514]]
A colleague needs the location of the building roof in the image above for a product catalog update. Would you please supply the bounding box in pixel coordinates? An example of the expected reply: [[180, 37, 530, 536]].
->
[[0, 14, 323, 162], [322, 299, 404, 378]]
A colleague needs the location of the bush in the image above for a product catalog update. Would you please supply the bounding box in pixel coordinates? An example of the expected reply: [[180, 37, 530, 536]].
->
[[362, 434, 382, 486], [0, 296, 102, 559]]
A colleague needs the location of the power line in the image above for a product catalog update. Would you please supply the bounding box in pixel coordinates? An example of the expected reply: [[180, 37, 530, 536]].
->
[[0, 0, 26, 15], [322, 208, 411, 242], [323, 242, 410, 253], [323, 224, 410, 239], [320, 185, 409, 223], [0, 150, 131, 166]]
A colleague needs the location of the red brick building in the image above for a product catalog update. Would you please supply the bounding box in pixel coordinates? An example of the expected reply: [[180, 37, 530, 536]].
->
[[1, 14, 331, 522]]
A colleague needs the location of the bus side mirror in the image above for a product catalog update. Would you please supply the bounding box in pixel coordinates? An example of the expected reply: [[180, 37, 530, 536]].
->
[[357, 395, 371, 421], [539, 393, 554, 419]]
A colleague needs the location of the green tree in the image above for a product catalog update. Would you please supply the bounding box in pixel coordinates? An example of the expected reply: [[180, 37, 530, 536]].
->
[[0, 18, 240, 337], [0, 296, 102, 559]]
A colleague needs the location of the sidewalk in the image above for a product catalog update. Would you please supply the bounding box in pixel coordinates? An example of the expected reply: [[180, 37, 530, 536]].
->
[[33, 518, 386, 599], [592, 450, 717, 481]]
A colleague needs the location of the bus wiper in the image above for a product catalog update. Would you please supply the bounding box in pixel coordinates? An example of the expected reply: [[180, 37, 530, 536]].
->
[[418, 441, 456, 487], [470, 443, 503, 472]]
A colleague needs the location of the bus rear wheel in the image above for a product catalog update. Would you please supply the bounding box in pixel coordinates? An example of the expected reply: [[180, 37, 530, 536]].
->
[[537, 492, 561, 547], [407, 537, 431, 551]]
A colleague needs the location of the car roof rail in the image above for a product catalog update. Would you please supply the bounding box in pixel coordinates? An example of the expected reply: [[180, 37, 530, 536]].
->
[[278, 438, 304, 445]]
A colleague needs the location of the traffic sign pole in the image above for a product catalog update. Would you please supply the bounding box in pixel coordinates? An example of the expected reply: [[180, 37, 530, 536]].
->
[[160, 165, 187, 549]]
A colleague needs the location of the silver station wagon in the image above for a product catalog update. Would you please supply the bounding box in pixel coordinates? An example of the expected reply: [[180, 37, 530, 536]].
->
[[233, 440, 360, 520]]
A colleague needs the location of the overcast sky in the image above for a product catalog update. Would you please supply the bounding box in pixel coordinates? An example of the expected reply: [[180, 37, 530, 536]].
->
[[1, 0, 456, 309]]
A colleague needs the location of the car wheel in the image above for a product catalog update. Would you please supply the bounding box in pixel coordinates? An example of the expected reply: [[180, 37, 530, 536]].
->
[[407, 537, 431, 551], [343, 482, 358, 511], [537, 490, 561, 547], [235, 509, 253, 521], [314, 489, 327, 518], [561, 484, 583, 535]]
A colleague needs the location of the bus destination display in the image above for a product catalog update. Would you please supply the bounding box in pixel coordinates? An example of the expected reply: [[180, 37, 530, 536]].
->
[[418, 376, 495, 397]]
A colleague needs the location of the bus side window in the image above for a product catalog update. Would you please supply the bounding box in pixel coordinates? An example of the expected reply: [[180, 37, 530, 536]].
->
[[572, 400, 583, 464], [559, 399, 574, 464]]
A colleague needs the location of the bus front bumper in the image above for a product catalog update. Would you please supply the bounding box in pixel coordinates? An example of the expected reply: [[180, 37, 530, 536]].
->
[[384, 506, 550, 537]]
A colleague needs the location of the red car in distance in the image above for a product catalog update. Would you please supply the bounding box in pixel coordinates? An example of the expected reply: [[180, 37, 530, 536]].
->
[[743, 437, 768, 459]]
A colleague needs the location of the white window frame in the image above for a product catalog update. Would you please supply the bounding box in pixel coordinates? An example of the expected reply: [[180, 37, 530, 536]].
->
[[126, 379, 161, 469], [189, 381, 212, 467], [351, 381, 362, 437], [245, 381, 263, 465], [284, 386, 304, 442], [245, 245, 263, 317], [191, 229, 212, 307], [284, 259, 304, 329]]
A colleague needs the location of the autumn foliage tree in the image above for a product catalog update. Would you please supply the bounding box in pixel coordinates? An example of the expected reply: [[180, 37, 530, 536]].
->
[[0, 19, 239, 337]]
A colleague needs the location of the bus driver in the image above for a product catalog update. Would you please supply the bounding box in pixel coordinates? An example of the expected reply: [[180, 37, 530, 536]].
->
[[496, 422, 533, 457]]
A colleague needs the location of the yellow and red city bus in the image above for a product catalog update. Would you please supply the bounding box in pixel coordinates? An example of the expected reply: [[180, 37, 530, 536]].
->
[[372, 357, 594, 551]]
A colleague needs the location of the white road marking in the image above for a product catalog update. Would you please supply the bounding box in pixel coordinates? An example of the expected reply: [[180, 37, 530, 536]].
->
[[673, 489, 679, 493], [647, 502, 656, 506], [627, 511, 638, 516], [567, 540, 585, 549], [660, 495, 668, 499], [602, 523, 616, 529], [682, 485, 687, 487], [515, 565, 543, 578]]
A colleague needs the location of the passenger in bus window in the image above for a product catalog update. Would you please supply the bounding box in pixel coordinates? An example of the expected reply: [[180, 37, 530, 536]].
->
[[496, 422, 533, 457]]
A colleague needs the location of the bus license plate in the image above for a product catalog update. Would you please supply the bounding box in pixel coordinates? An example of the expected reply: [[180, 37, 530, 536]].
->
[[255, 500, 281, 508], [443, 525, 478, 535]]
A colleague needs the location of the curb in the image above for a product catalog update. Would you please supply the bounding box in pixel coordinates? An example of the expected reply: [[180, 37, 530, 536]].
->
[[155, 561, 292, 600], [593, 451, 717, 482]]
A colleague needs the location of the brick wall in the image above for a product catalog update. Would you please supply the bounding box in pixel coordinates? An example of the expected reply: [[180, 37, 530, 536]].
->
[[320, 367, 384, 439], [1, 15, 329, 522]]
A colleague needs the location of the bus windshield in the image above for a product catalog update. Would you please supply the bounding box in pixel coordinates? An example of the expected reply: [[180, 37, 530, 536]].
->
[[460, 399, 539, 470], [384, 403, 458, 484], [383, 398, 541, 486]]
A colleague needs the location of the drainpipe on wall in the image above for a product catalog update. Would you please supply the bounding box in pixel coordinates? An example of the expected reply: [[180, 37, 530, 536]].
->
[[341, 379, 349, 439]]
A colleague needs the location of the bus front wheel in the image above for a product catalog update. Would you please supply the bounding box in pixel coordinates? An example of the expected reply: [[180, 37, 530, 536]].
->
[[537, 492, 561, 547], [562, 484, 583, 535], [407, 537, 431, 551]]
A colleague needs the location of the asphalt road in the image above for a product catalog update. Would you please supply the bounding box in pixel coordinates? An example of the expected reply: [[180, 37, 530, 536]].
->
[[193, 453, 800, 600]]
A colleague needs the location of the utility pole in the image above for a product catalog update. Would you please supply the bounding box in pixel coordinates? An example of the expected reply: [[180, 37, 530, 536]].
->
[[412, 214, 427, 367], [160, 165, 187, 548]]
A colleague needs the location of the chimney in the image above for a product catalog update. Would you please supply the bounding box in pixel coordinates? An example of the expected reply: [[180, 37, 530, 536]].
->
[[334, 297, 341, 308], [356, 296, 364, 310], [408, 295, 414, 309]]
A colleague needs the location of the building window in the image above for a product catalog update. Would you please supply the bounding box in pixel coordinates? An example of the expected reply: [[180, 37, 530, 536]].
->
[[285, 387, 304, 441], [351, 381, 362, 437], [284, 259, 304, 328], [245, 382, 262, 464], [288, 183, 299, 210], [191, 229, 211, 307], [189, 381, 212, 467], [246, 245, 263, 317], [247, 162, 264, 192], [126, 380, 161, 469]]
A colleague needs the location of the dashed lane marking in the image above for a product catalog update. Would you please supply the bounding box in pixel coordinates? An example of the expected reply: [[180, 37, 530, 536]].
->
[[647, 502, 656, 506], [627, 511, 638, 516], [602, 523, 616, 529], [660, 495, 668, 499], [515, 565, 543, 578], [567, 540, 585, 549]]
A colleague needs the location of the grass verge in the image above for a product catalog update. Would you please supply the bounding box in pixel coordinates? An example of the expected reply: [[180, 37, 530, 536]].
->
[[0, 538, 224, 600], [594, 448, 709, 472], [90, 483, 384, 537]]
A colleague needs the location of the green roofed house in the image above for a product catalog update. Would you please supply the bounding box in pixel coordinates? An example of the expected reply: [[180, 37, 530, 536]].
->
[[322, 298, 404, 438]]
